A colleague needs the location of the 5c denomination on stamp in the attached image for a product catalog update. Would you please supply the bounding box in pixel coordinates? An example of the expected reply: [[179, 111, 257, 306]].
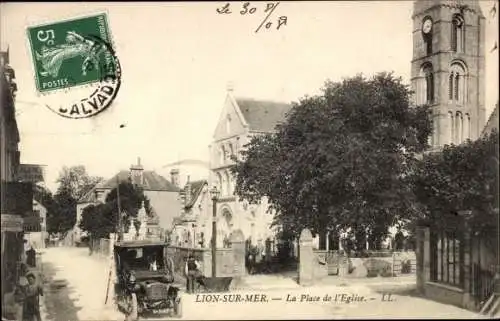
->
[[26, 12, 121, 119]]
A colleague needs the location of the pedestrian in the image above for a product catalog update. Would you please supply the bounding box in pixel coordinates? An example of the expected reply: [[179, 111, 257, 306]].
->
[[23, 240, 31, 263], [184, 254, 202, 294], [26, 247, 36, 268], [148, 254, 158, 271], [23, 272, 43, 321]]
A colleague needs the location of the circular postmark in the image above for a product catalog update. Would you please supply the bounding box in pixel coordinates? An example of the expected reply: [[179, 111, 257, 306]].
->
[[42, 34, 121, 119]]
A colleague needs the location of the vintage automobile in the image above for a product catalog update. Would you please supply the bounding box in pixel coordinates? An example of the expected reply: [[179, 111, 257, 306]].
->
[[113, 240, 182, 320]]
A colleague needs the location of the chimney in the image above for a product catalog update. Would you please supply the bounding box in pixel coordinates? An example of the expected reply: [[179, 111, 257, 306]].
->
[[185, 175, 192, 205], [130, 157, 144, 186], [170, 168, 180, 188]]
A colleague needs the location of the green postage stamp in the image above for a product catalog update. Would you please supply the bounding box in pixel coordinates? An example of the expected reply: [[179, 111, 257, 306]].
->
[[27, 12, 117, 93]]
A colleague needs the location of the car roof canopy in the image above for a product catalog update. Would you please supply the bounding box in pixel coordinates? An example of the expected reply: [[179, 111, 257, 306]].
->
[[114, 240, 166, 248]]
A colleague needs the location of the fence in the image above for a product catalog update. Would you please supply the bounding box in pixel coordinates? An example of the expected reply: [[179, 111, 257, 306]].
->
[[472, 263, 496, 306]]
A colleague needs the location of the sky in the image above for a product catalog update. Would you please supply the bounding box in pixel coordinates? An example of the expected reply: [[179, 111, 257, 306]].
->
[[1, 1, 498, 193]]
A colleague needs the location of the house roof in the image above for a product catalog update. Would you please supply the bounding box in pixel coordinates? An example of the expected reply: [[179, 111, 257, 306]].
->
[[78, 170, 179, 203], [235, 98, 292, 132], [184, 179, 208, 209]]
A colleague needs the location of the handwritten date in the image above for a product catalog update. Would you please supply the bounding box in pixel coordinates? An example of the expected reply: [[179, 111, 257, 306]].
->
[[216, 2, 288, 33]]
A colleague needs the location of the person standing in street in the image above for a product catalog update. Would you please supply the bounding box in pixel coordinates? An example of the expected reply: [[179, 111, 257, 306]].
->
[[23, 272, 43, 321], [184, 254, 201, 294]]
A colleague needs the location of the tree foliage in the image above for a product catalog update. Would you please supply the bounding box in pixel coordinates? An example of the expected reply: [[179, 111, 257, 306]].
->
[[412, 131, 499, 233], [56, 165, 103, 200], [78, 181, 150, 239], [47, 189, 77, 235], [46, 166, 103, 236], [232, 73, 432, 243]]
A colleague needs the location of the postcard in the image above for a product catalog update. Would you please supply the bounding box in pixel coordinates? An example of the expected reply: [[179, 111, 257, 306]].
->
[[1, 1, 498, 320]]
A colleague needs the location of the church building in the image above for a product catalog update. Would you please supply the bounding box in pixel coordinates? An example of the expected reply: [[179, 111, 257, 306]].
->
[[412, 0, 499, 313], [411, 0, 486, 148], [208, 86, 291, 249]]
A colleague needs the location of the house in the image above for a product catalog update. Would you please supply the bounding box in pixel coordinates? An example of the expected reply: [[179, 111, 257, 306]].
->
[[72, 158, 182, 242], [24, 199, 48, 249], [208, 86, 292, 249]]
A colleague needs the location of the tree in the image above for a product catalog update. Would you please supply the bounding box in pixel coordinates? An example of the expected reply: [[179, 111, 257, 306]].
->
[[79, 203, 115, 239], [47, 165, 103, 236], [56, 165, 103, 201], [232, 73, 432, 244], [412, 131, 499, 239], [78, 181, 150, 239], [47, 189, 77, 235]]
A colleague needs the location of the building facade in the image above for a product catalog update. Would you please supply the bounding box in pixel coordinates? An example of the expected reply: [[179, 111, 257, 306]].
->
[[208, 88, 291, 248], [72, 158, 182, 242], [1, 48, 32, 317], [411, 0, 486, 148], [412, 0, 499, 312]]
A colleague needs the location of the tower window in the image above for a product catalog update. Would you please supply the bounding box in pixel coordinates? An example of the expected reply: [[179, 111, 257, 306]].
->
[[451, 15, 465, 53], [419, 63, 434, 104], [449, 62, 467, 104], [424, 33, 433, 55]]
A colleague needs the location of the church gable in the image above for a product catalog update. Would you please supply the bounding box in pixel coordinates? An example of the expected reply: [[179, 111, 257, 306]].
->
[[213, 94, 248, 141]]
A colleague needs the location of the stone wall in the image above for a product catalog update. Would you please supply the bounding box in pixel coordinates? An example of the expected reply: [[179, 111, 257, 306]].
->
[[166, 245, 245, 278], [312, 249, 416, 278]]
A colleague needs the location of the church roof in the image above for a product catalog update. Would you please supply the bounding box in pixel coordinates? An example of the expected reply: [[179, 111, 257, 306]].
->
[[235, 98, 292, 132], [482, 103, 499, 137], [183, 179, 208, 210]]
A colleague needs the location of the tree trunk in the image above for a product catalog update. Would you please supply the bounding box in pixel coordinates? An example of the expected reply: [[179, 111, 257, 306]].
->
[[319, 231, 327, 250]]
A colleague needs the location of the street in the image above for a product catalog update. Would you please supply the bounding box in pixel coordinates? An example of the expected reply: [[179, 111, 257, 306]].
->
[[38, 247, 482, 320]]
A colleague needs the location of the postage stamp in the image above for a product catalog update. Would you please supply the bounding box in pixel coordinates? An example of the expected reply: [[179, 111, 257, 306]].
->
[[26, 12, 121, 119]]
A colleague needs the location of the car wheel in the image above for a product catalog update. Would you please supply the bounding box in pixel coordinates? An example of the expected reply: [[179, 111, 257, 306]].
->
[[125, 293, 138, 321]]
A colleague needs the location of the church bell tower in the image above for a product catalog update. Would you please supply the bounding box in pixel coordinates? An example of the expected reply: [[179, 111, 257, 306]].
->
[[411, 0, 486, 148]]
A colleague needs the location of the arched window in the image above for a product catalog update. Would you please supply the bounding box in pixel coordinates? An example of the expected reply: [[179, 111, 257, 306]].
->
[[449, 62, 467, 104], [235, 137, 240, 160], [228, 142, 234, 161], [451, 15, 465, 53], [424, 31, 432, 55], [420, 63, 434, 104], [224, 171, 232, 196], [455, 112, 463, 144], [463, 113, 470, 141], [216, 172, 223, 195], [220, 145, 226, 164]]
